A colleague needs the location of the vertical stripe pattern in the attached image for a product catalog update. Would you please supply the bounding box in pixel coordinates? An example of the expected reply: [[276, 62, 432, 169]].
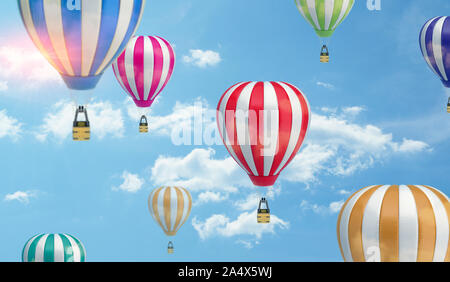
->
[[22, 233, 86, 262], [337, 185, 450, 262], [148, 186, 192, 236], [217, 81, 310, 187], [18, 0, 146, 90], [112, 35, 176, 108], [294, 0, 354, 37], [420, 16, 450, 87]]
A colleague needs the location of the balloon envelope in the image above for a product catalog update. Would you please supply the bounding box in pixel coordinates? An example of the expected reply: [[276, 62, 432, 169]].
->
[[18, 0, 146, 90], [22, 233, 86, 262], [148, 186, 192, 236], [216, 81, 310, 187], [337, 185, 450, 262], [420, 16, 450, 87], [112, 35, 175, 108], [294, 0, 354, 38]]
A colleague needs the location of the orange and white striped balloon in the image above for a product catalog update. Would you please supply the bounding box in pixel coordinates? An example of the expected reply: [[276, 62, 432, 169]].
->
[[148, 186, 192, 236], [337, 185, 450, 262]]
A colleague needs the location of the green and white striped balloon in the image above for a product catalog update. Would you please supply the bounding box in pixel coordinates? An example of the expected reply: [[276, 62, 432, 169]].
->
[[294, 0, 354, 38], [22, 234, 86, 262]]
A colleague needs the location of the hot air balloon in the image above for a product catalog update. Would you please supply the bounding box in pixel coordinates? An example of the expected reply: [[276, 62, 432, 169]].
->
[[148, 186, 192, 254], [337, 185, 450, 262], [112, 35, 175, 133], [22, 233, 86, 262], [419, 16, 450, 113], [294, 0, 354, 63], [216, 81, 311, 223], [18, 0, 146, 140]]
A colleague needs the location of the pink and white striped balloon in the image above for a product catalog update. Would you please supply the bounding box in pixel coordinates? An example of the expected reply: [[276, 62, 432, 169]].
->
[[112, 36, 175, 108]]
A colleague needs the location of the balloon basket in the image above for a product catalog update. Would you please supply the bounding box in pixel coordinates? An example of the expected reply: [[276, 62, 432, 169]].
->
[[320, 45, 330, 63], [447, 98, 450, 113], [168, 241, 174, 254], [139, 115, 149, 133], [73, 106, 90, 141], [320, 55, 329, 63], [257, 198, 271, 224], [139, 125, 149, 133]]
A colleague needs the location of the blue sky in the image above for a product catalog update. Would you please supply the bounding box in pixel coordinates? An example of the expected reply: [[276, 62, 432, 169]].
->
[[0, 0, 449, 262]]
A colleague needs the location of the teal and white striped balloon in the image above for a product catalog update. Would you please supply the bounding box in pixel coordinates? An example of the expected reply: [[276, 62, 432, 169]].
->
[[22, 234, 86, 262], [294, 0, 354, 38]]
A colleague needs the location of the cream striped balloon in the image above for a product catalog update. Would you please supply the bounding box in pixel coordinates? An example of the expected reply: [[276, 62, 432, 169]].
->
[[337, 185, 450, 262], [148, 186, 192, 236]]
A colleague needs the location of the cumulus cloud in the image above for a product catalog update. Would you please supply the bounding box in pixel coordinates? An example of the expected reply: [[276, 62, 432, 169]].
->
[[148, 103, 431, 193], [0, 109, 22, 141], [113, 171, 145, 193], [236, 239, 259, 249], [300, 200, 345, 215], [4, 190, 37, 204], [183, 49, 221, 68], [0, 44, 61, 90], [338, 189, 351, 195], [151, 147, 250, 194], [196, 191, 228, 205], [35, 100, 125, 142], [192, 211, 289, 240], [0, 81, 8, 92], [394, 138, 431, 153], [282, 109, 431, 184], [233, 193, 260, 211], [146, 98, 218, 145], [124, 98, 153, 121], [342, 106, 365, 117], [316, 81, 335, 90]]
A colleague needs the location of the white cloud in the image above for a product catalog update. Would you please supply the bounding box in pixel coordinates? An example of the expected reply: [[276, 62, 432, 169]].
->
[[338, 189, 351, 195], [329, 200, 345, 213], [113, 171, 145, 193], [151, 148, 250, 193], [124, 98, 153, 121], [316, 81, 335, 90], [282, 144, 335, 184], [183, 49, 221, 68], [320, 107, 338, 114], [196, 191, 228, 205], [234, 193, 260, 211], [0, 81, 8, 92], [0, 44, 61, 89], [147, 98, 217, 146], [300, 200, 344, 215], [36, 100, 125, 142], [395, 138, 431, 153], [192, 211, 289, 240], [148, 103, 430, 192], [236, 239, 260, 249], [0, 109, 22, 141], [4, 190, 37, 204], [342, 106, 365, 117], [283, 109, 431, 184]]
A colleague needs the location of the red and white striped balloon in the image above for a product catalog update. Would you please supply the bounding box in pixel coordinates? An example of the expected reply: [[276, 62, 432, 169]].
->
[[216, 81, 311, 187], [112, 36, 175, 108]]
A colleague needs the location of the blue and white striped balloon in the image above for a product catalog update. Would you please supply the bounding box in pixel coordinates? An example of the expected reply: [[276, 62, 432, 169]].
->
[[18, 0, 146, 90], [420, 16, 450, 88], [22, 233, 86, 262]]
